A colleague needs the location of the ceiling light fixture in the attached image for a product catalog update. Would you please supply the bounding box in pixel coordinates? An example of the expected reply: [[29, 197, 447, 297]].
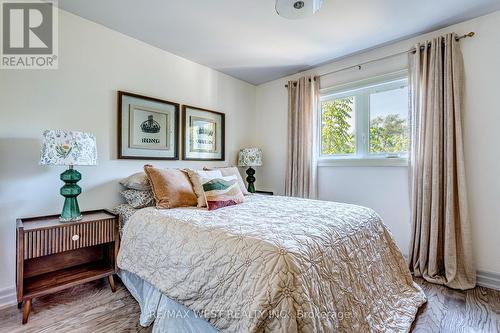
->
[[275, 0, 323, 19]]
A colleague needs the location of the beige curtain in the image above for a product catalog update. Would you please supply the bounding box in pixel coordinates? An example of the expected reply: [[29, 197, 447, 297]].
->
[[408, 33, 475, 290], [285, 76, 320, 199]]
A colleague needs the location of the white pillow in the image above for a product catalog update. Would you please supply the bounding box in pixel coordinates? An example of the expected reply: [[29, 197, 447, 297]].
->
[[119, 172, 151, 191], [203, 166, 249, 195], [185, 169, 223, 207], [201, 175, 244, 211]]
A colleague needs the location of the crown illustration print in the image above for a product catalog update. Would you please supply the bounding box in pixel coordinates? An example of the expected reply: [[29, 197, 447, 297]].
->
[[141, 115, 161, 133]]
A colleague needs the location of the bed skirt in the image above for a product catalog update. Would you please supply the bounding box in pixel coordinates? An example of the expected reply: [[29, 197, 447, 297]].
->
[[118, 269, 218, 333]]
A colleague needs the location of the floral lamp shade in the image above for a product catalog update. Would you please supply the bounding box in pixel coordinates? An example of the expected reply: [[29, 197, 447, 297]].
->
[[40, 130, 97, 166], [238, 148, 263, 167]]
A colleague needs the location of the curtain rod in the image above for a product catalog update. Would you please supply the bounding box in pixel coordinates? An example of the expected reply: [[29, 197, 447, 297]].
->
[[284, 32, 475, 88]]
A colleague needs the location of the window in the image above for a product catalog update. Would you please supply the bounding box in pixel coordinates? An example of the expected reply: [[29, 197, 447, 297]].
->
[[319, 72, 408, 165], [320, 96, 356, 155]]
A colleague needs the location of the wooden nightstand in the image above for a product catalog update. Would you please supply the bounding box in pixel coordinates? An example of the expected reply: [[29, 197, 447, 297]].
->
[[16, 210, 119, 324], [255, 190, 274, 195]]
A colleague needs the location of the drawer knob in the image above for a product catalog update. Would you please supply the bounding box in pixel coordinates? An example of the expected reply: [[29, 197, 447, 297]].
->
[[72, 234, 80, 241]]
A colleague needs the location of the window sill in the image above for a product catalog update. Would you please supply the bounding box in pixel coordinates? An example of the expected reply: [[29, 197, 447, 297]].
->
[[317, 157, 408, 167]]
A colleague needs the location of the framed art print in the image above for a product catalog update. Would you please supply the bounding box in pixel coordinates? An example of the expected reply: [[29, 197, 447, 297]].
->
[[118, 91, 179, 160], [182, 105, 225, 161]]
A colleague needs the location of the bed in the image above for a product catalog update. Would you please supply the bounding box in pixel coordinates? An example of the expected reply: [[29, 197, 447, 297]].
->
[[115, 194, 426, 332]]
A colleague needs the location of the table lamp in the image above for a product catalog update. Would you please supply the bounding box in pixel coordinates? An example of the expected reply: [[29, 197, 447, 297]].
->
[[238, 148, 262, 193], [39, 130, 97, 222]]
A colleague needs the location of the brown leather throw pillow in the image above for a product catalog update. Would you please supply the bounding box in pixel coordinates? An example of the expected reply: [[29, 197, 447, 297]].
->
[[143, 165, 197, 209]]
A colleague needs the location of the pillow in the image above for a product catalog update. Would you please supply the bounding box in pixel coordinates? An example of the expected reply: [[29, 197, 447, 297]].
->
[[112, 203, 137, 232], [120, 189, 155, 209], [203, 166, 249, 195], [120, 172, 151, 191], [202, 175, 245, 211], [144, 165, 197, 209], [185, 169, 223, 207]]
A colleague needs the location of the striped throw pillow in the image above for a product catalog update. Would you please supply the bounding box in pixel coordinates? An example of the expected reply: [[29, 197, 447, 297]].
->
[[202, 176, 245, 211]]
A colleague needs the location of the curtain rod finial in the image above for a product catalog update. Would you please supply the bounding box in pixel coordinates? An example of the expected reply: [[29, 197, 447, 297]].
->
[[467, 32, 475, 38]]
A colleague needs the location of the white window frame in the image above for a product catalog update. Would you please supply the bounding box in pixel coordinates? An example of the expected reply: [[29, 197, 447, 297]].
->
[[318, 70, 409, 167]]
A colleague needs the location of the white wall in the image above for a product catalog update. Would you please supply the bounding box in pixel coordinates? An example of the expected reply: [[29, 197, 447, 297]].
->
[[0, 9, 256, 297], [255, 10, 500, 276]]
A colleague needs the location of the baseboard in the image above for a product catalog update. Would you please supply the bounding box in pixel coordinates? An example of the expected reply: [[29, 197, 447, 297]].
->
[[0, 285, 16, 309], [477, 270, 500, 291]]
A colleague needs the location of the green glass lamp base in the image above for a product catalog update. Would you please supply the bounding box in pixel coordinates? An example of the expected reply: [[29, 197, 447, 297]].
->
[[59, 167, 83, 222]]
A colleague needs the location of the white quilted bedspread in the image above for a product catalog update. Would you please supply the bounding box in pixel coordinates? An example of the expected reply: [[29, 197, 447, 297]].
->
[[118, 195, 426, 333]]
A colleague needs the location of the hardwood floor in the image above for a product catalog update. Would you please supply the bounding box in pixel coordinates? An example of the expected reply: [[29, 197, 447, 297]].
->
[[411, 278, 500, 333], [0, 277, 498, 332], [0, 279, 151, 333]]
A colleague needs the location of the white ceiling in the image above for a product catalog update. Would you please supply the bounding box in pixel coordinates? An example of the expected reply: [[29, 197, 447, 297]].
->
[[58, 0, 500, 85]]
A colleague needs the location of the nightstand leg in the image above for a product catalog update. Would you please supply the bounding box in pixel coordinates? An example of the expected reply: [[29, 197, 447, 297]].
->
[[22, 299, 31, 324], [17, 301, 22, 309], [107, 274, 116, 293]]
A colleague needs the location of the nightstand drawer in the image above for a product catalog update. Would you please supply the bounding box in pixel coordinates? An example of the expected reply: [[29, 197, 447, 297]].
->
[[23, 219, 115, 260]]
